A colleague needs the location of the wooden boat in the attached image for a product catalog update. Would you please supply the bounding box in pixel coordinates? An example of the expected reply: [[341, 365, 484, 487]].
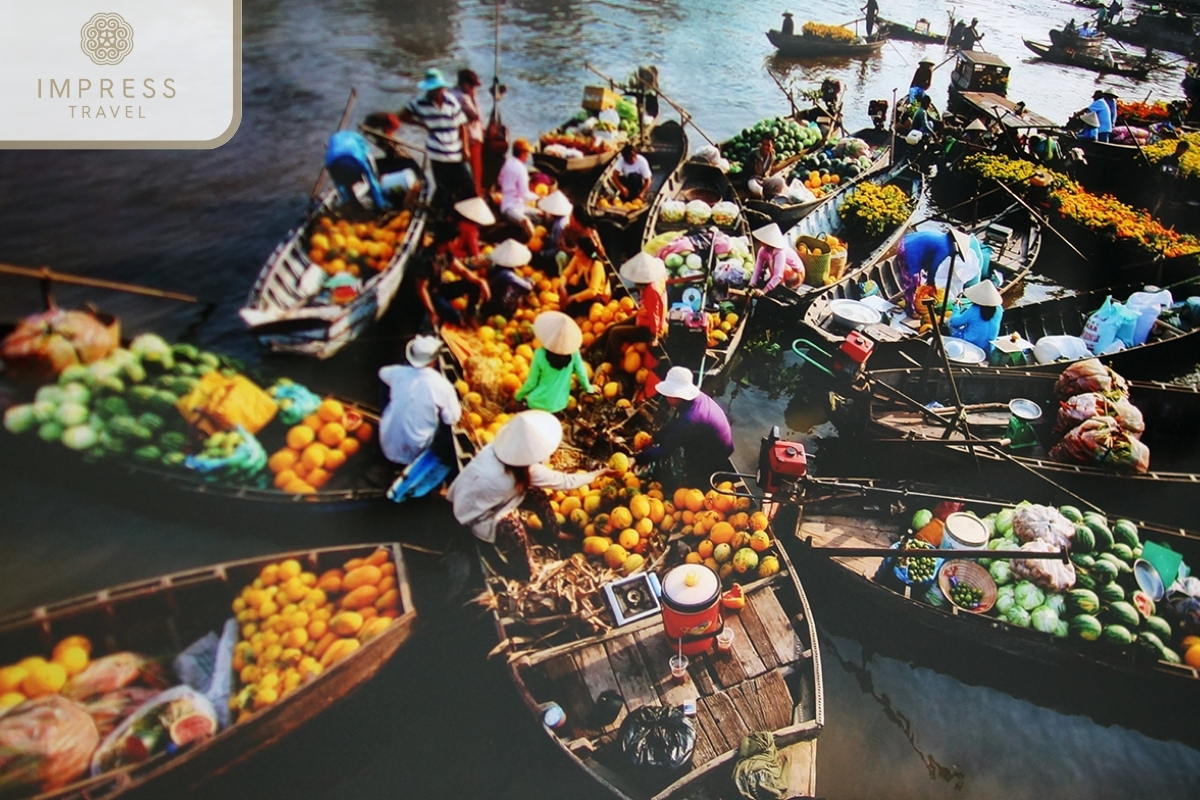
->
[[878, 17, 950, 45], [240, 181, 429, 360], [1107, 12, 1199, 56], [1022, 40, 1151, 78], [757, 163, 923, 316], [744, 127, 893, 232], [767, 29, 887, 58], [1048, 26, 1106, 50], [784, 481, 1200, 747], [798, 203, 1042, 358], [586, 121, 688, 230], [642, 161, 754, 380], [828, 366, 1200, 531], [0, 543, 416, 799]]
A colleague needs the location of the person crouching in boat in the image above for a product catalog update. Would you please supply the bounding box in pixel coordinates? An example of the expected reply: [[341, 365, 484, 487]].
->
[[497, 137, 542, 238], [413, 222, 492, 331], [750, 223, 804, 298], [378, 335, 461, 467], [594, 252, 669, 366], [448, 196, 496, 268], [613, 143, 653, 205], [744, 134, 776, 198], [535, 190, 575, 270], [515, 312, 598, 413], [448, 410, 610, 575], [636, 367, 734, 486], [949, 281, 1004, 357], [363, 111, 424, 209], [324, 130, 389, 214], [558, 238, 611, 317], [898, 228, 958, 317], [482, 239, 535, 319]]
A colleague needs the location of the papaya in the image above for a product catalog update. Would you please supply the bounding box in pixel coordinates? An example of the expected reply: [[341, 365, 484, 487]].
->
[[366, 548, 391, 567], [329, 611, 364, 636], [342, 565, 382, 592], [340, 585, 380, 610], [374, 589, 400, 610], [319, 638, 360, 667], [358, 617, 392, 642], [317, 569, 344, 593]]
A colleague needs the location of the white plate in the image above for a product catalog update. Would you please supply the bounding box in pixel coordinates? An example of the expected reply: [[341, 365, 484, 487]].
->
[[943, 338, 986, 364], [829, 299, 883, 328]]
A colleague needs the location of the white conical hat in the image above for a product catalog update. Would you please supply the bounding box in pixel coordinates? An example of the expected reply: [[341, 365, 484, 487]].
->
[[949, 228, 976, 259], [620, 251, 668, 284], [490, 239, 532, 268], [454, 197, 496, 226], [532, 311, 583, 355], [965, 118, 987, 132], [1080, 110, 1101, 128], [492, 410, 563, 466], [964, 280, 1003, 307], [537, 190, 573, 217], [752, 223, 786, 250]]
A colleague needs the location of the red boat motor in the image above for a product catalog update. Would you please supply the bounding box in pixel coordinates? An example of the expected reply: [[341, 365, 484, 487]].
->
[[757, 427, 808, 497], [832, 330, 875, 379], [868, 99, 890, 130]]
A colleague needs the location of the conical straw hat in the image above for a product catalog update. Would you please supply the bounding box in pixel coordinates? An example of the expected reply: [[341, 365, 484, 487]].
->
[[454, 197, 496, 226], [620, 251, 668, 284], [964, 280, 1003, 307], [537, 190, 573, 217], [533, 311, 583, 355], [752, 223, 786, 250], [490, 239, 532, 268], [492, 410, 563, 466]]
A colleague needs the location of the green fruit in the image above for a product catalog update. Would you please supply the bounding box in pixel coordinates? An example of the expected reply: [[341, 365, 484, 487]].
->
[[1160, 647, 1182, 664], [162, 451, 187, 467], [1075, 570, 1097, 591], [1072, 524, 1095, 554], [1098, 552, 1132, 574], [137, 412, 165, 432], [1101, 624, 1135, 646], [1091, 560, 1118, 584], [1112, 519, 1140, 549], [1070, 614, 1103, 641], [133, 445, 162, 462], [713, 543, 732, 563], [1138, 631, 1165, 653], [1110, 543, 1134, 563], [1099, 582, 1126, 604], [1070, 553, 1095, 569], [1059, 505, 1083, 523], [1105, 601, 1140, 628], [38, 421, 64, 442], [911, 509, 933, 531], [1143, 615, 1173, 641], [1083, 514, 1114, 550], [1068, 589, 1100, 616], [732, 548, 759, 574]]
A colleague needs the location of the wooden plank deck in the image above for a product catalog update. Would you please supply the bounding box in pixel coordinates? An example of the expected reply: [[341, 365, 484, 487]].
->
[[798, 515, 896, 578]]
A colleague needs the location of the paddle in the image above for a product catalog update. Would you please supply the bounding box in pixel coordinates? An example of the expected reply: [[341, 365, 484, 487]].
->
[[309, 88, 358, 205], [584, 62, 718, 148], [0, 262, 203, 304], [990, 179, 1095, 266]]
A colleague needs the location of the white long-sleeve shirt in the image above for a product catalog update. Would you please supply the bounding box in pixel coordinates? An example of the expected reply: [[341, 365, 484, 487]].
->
[[498, 155, 537, 216], [378, 364, 462, 465], [447, 445, 602, 542]]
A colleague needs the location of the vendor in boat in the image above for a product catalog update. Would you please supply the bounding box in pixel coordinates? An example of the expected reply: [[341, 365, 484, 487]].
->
[[749, 223, 804, 298], [362, 111, 423, 209], [1102, 90, 1119, 127], [780, 12, 795, 36], [637, 366, 735, 485], [497, 138, 541, 238], [1027, 132, 1062, 164], [862, 0, 880, 37], [1107, 1, 1122, 25], [399, 68, 475, 215], [447, 410, 610, 574], [948, 19, 967, 48], [745, 134, 776, 197], [911, 58, 935, 94], [413, 222, 492, 331], [534, 190, 574, 267], [448, 197, 497, 267], [1082, 90, 1113, 142], [594, 252, 669, 366], [452, 70, 486, 197], [897, 228, 970, 317], [378, 336, 461, 467], [1075, 109, 1102, 141], [515, 312, 597, 413], [558, 238, 611, 317], [960, 18, 984, 51], [324, 130, 389, 213], [482, 239, 535, 319], [949, 281, 1004, 357], [613, 143, 653, 204], [910, 95, 937, 135]]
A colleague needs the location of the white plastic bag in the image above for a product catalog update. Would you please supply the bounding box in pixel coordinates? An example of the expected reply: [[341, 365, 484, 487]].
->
[[1033, 335, 1091, 364]]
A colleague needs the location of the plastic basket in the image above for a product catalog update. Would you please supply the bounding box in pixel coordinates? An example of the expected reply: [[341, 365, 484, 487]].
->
[[827, 248, 848, 283], [583, 86, 619, 112], [796, 235, 832, 286], [937, 561, 998, 614]]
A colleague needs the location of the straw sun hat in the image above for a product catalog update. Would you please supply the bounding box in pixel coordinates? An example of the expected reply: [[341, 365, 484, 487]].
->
[[620, 252, 668, 284], [949, 228, 976, 259], [655, 366, 701, 401], [752, 223, 786, 250], [492, 410, 563, 466], [454, 197, 496, 226], [490, 239, 532, 268], [537, 190, 573, 217], [532, 311, 583, 355]]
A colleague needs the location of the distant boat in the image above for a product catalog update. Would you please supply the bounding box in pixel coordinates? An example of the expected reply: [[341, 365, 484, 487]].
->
[[1023, 39, 1151, 79], [878, 17, 951, 45], [767, 29, 888, 58]]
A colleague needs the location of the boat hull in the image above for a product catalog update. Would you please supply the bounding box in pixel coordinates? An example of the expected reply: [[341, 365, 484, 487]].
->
[[767, 30, 887, 58]]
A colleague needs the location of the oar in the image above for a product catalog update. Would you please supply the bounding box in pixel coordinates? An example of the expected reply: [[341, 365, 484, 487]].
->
[[1121, 121, 1156, 169], [799, 543, 1069, 561], [585, 62, 718, 148], [888, 40, 911, 66], [765, 68, 800, 118], [990, 179, 1095, 266], [359, 126, 429, 157], [0, 263, 202, 304], [309, 88, 358, 205]]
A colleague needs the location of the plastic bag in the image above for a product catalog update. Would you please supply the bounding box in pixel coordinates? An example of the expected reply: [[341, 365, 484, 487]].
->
[[733, 731, 788, 800], [64, 652, 168, 701], [1012, 504, 1075, 548], [268, 379, 322, 426], [618, 705, 696, 770], [684, 200, 711, 227], [1053, 359, 1129, 401], [91, 686, 219, 777], [0, 695, 100, 793], [1010, 540, 1076, 592], [84, 687, 161, 738], [1033, 335, 1091, 365], [1112, 303, 1141, 348], [660, 200, 687, 225], [713, 259, 749, 288], [0, 308, 120, 375], [1049, 416, 1150, 473], [176, 372, 278, 436], [1055, 392, 1145, 438], [173, 619, 238, 729], [1080, 297, 1123, 354]]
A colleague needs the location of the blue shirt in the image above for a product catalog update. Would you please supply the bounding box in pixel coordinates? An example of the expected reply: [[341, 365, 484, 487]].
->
[[325, 131, 387, 209], [901, 230, 953, 275], [1088, 98, 1112, 134], [949, 304, 1003, 355]]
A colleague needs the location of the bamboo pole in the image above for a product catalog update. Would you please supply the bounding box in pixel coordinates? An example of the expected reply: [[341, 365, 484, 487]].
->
[[0, 263, 201, 304], [309, 88, 358, 204]]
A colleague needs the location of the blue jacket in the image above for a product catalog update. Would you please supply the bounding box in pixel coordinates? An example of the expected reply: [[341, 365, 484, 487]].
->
[[1088, 98, 1112, 134], [325, 131, 387, 210], [949, 303, 1003, 355]]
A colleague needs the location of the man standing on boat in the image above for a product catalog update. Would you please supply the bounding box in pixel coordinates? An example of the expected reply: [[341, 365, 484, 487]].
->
[[911, 58, 935, 94], [400, 69, 475, 216], [637, 367, 734, 486], [960, 19, 984, 51], [780, 12, 795, 36], [497, 138, 541, 238], [1084, 90, 1113, 143], [862, 0, 880, 37], [378, 336, 461, 468]]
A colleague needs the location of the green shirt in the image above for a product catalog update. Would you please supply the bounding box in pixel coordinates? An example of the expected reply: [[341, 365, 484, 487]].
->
[[515, 348, 592, 413]]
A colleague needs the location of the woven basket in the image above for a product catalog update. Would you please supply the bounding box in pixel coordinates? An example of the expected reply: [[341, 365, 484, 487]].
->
[[938, 561, 998, 614], [796, 235, 832, 286]]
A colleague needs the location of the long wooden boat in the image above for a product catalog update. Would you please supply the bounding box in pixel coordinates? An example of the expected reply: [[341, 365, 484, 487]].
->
[[878, 17, 950, 45], [0, 543, 416, 800], [784, 480, 1200, 747], [1048, 27, 1106, 50], [767, 30, 887, 58], [1107, 13, 1199, 56], [240, 179, 429, 360], [534, 118, 623, 177], [1022, 40, 1151, 78], [642, 161, 754, 380], [743, 127, 893, 233], [587, 121, 688, 230], [827, 366, 1200, 531]]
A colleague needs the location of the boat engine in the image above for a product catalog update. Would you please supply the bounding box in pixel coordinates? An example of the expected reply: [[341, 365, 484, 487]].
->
[[832, 330, 875, 380], [757, 427, 808, 497], [868, 99, 890, 129]]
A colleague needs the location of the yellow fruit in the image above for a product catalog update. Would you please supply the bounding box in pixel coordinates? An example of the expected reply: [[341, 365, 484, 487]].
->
[[318, 422, 347, 447], [330, 611, 365, 636], [0, 665, 29, 695], [757, 555, 781, 578], [286, 425, 315, 450], [709, 522, 735, 545], [617, 528, 640, 550], [609, 506, 633, 530], [21, 661, 67, 697], [583, 493, 602, 514], [629, 494, 651, 520], [583, 536, 612, 556], [633, 431, 653, 451], [622, 349, 642, 374], [254, 687, 279, 709], [635, 517, 655, 538], [454, 379, 469, 397], [684, 489, 707, 513], [317, 398, 345, 423], [52, 645, 89, 677], [731, 530, 751, 550], [0, 691, 26, 710], [623, 553, 646, 575], [1185, 643, 1200, 669], [604, 544, 629, 569], [301, 442, 329, 471], [647, 497, 666, 524], [340, 585, 380, 610], [268, 448, 299, 475], [685, 551, 703, 564], [569, 508, 589, 530], [749, 531, 771, 552], [749, 511, 770, 532], [342, 565, 382, 591], [278, 559, 302, 581], [718, 562, 735, 580], [358, 617, 393, 642], [319, 638, 360, 667]]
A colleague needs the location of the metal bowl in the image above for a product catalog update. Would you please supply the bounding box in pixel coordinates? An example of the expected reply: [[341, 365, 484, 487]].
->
[[943, 337, 987, 365], [1008, 398, 1043, 421], [829, 298, 882, 329]]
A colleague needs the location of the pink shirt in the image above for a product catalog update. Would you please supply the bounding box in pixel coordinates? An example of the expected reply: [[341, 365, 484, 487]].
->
[[751, 245, 801, 293], [498, 155, 536, 216]]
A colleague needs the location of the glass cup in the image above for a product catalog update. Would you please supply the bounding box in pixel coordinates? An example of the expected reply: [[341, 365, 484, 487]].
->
[[716, 627, 735, 652], [668, 654, 689, 680]]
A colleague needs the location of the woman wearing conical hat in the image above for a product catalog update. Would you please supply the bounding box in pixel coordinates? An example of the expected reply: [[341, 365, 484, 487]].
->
[[594, 252, 669, 366], [949, 280, 1004, 356], [750, 223, 804, 296], [515, 311, 597, 413]]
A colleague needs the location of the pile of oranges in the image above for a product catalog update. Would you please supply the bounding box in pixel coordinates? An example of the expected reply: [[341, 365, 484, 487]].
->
[[230, 548, 400, 718], [267, 398, 373, 494], [800, 170, 842, 198], [306, 213, 413, 278], [0, 635, 94, 712]]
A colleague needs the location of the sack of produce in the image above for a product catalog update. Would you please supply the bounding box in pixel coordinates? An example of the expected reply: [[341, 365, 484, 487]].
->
[[268, 379, 322, 426], [1011, 541, 1076, 592], [732, 731, 787, 800], [618, 705, 696, 770], [64, 652, 168, 702], [660, 200, 687, 225], [0, 695, 101, 793], [1053, 359, 1129, 401], [1055, 391, 1144, 438], [1011, 503, 1076, 548], [176, 371, 278, 436], [84, 687, 161, 738], [1049, 416, 1150, 473], [1032, 335, 1091, 365], [90, 686, 219, 777], [684, 200, 712, 227], [0, 308, 120, 377], [710, 201, 740, 227]]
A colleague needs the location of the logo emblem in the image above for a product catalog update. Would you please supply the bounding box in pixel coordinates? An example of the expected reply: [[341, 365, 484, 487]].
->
[[80, 13, 134, 66]]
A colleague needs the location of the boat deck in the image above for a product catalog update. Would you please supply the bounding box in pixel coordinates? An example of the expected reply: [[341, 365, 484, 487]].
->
[[797, 515, 894, 579]]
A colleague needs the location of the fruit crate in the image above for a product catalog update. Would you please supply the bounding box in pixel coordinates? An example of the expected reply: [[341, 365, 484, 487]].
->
[[582, 86, 620, 112]]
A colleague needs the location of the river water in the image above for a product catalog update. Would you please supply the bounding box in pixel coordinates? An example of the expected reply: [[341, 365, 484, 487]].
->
[[1, 0, 1199, 798]]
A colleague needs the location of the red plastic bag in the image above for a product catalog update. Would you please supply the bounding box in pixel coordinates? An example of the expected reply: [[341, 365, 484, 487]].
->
[[0, 695, 100, 793], [1049, 416, 1150, 473], [1053, 359, 1129, 401], [0, 308, 119, 375]]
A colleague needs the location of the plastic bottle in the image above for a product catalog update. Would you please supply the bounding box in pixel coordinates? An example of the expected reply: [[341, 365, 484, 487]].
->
[[1125, 287, 1172, 346]]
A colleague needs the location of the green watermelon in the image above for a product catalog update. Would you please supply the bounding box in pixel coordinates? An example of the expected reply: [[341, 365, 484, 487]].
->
[[133, 445, 162, 462], [1143, 615, 1173, 641], [1160, 647, 1182, 664], [1083, 514, 1114, 550], [1098, 552, 1132, 574], [1138, 631, 1165, 653], [159, 431, 188, 452], [1110, 543, 1134, 563], [1059, 505, 1084, 523], [1105, 601, 1140, 628], [1075, 570, 1097, 591], [1072, 524, 1096, 553], [162, 451, 187, 467], [1070, 553, 1096, 568], [1070, 614, 1103, 641], [1091, 560, 1118, 584], [1102, 624, 1135, 646], [1068, 589, 1101, 616], [1099, 582, 1126, 604], [1112, 519, 1140, 549]]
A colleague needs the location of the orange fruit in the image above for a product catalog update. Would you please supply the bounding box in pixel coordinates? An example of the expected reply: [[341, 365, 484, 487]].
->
[[268, 448, 299, 474], [1186, 643, 1200, 669], [21, 661, 67, 697], [673, 487, 691, 509], [306, 468, 331, 488], [684, 489, 707, 513], [274, 469, 298, 489], [301, 443, 329, 470], [338, 437, 361, 456], [324, 449, 348, 471], [355, 422, 374, 442], [709, 522, 735, 545], [284, 479, 316, 495], [52, 645, 89, 677], [749, 511, 770, 532], [53, 636, 92, 658], [697, 539, 715, 559], [318, 399, 345, 422], [617, 529, 640, 550], [286, 426, 315, 450], [318, 422, 346, 447]]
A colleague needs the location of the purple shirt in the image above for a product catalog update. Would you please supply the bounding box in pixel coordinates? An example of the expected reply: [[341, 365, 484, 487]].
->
[[751, 245, 801, 293], [643, 393, 734, 461]]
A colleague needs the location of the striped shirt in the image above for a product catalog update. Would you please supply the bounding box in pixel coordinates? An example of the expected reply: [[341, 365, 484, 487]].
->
[[405, 93, 468, 163]]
